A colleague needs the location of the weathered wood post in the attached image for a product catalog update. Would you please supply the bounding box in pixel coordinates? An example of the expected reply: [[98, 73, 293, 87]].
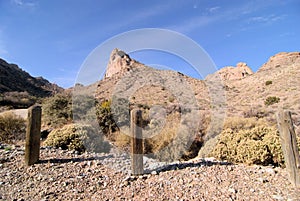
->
[[276, 110, 300, 187], [25, 105, 42, 166], [131, 109, 143, 175]]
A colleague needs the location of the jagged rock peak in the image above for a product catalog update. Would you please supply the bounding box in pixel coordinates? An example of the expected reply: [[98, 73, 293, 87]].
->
[[206, 62, 253, 81], [258, 52, 300, 72], [104, 48, 133, 78]]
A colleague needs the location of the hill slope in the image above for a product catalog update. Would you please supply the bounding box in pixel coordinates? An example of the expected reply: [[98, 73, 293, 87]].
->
[[75, 49, 300, 161], [0, 58, 63, 96], [0, 58, 64, 109]]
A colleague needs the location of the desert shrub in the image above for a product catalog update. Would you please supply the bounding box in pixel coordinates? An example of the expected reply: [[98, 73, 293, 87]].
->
[[95, 100, 118, 140], [42, 94, 72, 128], [114, 132, 131, 150], [265, 80, 273, 86], [72, 95, 96, 122], [243, 108, 267, 119], [265, 96, 280, 106], [144, 112, 185, 161], [168, 96, 175, 103], [0, 91, 36, 108], [223, 117, 268, 131], [44, 123, 110, 153], [0, 112, 26, 143], [210, 124, 300, 167]]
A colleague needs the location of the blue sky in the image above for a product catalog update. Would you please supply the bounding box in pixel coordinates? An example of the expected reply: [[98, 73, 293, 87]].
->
[[0, 0, 299, 88]]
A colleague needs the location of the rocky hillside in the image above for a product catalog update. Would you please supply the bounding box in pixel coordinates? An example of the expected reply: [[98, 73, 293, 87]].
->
[[223, 52, 300, 122], [0, 58, 64, 108], [0, 58, 63, 96], [75, 49, 300, 161]]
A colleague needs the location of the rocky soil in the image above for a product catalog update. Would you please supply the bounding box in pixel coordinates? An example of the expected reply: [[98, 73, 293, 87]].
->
[[0, 143, 299, 201]]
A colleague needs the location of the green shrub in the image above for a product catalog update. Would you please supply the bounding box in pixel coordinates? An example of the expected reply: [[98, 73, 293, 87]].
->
[[95, 100, 118, 140], [265, 96, 280, 106], [42, 94, 72, 128], [44, 123, 111, 153], [168, 96, 175, 103], [265, 80, 273, 86], [0, 112, 26, 143], [210, 125, 295, 167]]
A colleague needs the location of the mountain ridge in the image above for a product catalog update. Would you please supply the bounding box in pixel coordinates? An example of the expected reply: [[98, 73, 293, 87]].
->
[[0, 58, 63, 97]]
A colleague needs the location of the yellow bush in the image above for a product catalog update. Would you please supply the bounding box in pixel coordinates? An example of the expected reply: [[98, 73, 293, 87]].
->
[[210, 125, 290, 166], [114, 132, 131, 148], [44, 123, 110, 153], [223, 117, 268, 131]]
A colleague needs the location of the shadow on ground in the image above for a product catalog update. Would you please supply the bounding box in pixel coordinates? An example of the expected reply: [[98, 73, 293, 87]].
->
[[38, 154, 114, 164], [147, 159, 233, 174]]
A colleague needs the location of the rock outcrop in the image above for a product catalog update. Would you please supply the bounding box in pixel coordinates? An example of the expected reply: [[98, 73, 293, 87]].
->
[[104, 48, 136, 79], [258, 52, 300, 72], [206, 62, 253, 81]]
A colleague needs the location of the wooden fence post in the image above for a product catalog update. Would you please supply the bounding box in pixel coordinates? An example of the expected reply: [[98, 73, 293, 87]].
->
[[25, 105, 42, 166], [131, 109, 143, 175], [276, 110, 300, 187]]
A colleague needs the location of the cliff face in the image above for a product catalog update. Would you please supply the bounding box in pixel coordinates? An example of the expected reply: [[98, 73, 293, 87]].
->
[[0, 58, 63, 97], [104, 48, 136, 79]]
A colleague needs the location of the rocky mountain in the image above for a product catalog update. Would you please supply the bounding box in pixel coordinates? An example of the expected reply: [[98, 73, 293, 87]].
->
[[78, 49, 300, 160], [0, 58, 64, 108], [0, 58, 63, 96]]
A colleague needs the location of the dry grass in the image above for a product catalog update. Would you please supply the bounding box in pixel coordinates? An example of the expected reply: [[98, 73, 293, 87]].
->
[[0, 112, 26, 143]]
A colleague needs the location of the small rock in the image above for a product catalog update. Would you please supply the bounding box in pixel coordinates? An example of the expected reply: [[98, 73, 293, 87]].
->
[[272, 195, 284, 200], [63, 181, 69, 187], [138, 175, 147, 179], [265, 168, 276, 175], [228, 188, 237, 194], [257, 178, 268, 183], [151, 171, 157, 175]]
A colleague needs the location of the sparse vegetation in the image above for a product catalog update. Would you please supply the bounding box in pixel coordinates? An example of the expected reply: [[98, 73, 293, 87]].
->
[[42, 93, 72, 128], [210, 117, 300, 167], [0, 112, 26, 143], [44, 123, 111, 153], [95, 100, 118, 140], [264, 96, 280, 106], [168, 96, 175, 103], [0, 91, 37, 108], [72, 95, 96, 122], [265, 80, 273, 86]]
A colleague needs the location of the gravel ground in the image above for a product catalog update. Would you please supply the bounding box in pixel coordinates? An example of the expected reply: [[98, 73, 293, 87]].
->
[[0, 143, 299, 201]]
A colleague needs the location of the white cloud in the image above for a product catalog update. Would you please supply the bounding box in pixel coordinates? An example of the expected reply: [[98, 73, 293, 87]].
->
[[207, 6, 220, 13], [248, 14, 285, 24], [11, 0, 37, 8], [166, 2, 286, 34]]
